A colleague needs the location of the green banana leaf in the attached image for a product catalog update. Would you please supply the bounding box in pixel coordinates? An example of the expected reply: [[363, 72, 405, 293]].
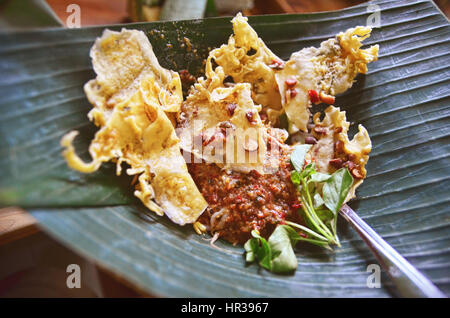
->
[[1, 0, 449, 297], [0, 0, 63, 31]]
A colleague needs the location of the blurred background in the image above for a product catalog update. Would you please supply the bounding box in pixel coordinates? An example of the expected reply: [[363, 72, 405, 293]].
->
[[44, 0, 449, 26], [0, 0, 448, 298]]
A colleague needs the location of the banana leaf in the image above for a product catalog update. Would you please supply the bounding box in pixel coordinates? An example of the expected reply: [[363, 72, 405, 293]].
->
[[0, 0, 63, 31], [0, 0, 449, 297]]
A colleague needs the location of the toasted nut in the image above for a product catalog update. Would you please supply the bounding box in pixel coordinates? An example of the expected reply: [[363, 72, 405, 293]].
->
[[285, 77, 297, 87], [334, 126, 343, 134], [260, 113, 268, 122], [226, 103, 237, 116], [320, 91, 335, 104], [329, 158, 343, 168], [305, 136, 317, 144], [219, 127, 232, 139], [290, 88, 298, 98], [246, 110, 256, 123], [219, 120, 234, 129], [250, 169, 262, 178], [269, 59, 285, 70], [344, 160, 356, 171], [243, 138, 259, 152], [351, 167, 364, 179], [313, 126, 327, 135], [335, 140, 344, 153]]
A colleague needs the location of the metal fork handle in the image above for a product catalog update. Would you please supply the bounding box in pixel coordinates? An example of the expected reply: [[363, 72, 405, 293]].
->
[[340, 204, 446, 298]]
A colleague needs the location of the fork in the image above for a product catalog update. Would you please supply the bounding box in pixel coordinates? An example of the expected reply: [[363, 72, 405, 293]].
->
[[339, 204, 446, 298]]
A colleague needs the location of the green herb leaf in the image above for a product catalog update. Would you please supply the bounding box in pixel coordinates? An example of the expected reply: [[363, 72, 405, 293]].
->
[[322, 168, 354, 215], [290, 145, 312, 172], [316, 208, 334, 223], [313, 193, 325, 209], [268, 225, 299, 273], [285, 220, 329, 242], [290, 162, 342, 247], [244, 230, 273, 271], [310, 172, 331, 183], [301, 163, 316, 179], [244, 226, 299, 273], [290, 170, 301, 186], [281, 223, 334, 251], [244, 238, 257, 262]]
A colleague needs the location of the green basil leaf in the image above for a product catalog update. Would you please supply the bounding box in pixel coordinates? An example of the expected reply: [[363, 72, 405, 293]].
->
[[316, 208, 334, 223], [290, 144, 312, 172], [310, 172, 331, 183], [322, 168, 354, 215], [301, 163, 316, 179], [247, 230, 273, 271], [267, 225, 298, 273], [258, 243, 272, 270], [313, 192, 325, 209], [244, 238, 257, 262], [290, 170, 301, 186]]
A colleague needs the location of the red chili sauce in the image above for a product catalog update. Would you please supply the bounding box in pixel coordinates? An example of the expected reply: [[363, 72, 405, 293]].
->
[[188, 148, 302, 245]]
